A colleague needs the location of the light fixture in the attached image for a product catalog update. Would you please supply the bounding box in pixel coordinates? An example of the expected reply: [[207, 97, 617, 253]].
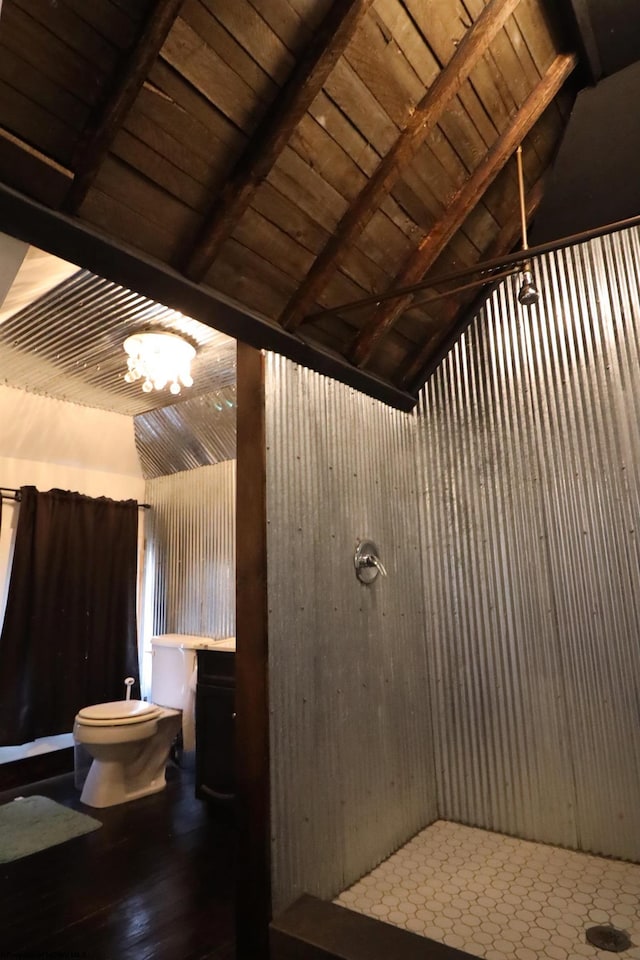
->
[[123, 331, 196, 395], [516, 144, 540, 307]]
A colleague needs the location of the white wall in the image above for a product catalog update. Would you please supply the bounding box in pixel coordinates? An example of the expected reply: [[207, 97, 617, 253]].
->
[[0, 385, 144, 614], [0, 232, 27, 311], [0, 386, 144, 757], [0, 383, 143, 481], [0, 241, 78, 326]]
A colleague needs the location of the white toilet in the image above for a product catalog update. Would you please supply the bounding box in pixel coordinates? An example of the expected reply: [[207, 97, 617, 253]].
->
[[73, 634, 228, 808]]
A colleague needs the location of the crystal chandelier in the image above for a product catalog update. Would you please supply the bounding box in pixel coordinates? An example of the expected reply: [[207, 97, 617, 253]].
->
[[123, 331, 196, 395]]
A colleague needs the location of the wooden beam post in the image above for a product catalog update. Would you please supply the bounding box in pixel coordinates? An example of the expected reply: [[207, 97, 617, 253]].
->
[[182, 0, 374, 282], [236, 343, 271, 959], [280, 0, 524, 332], [64, 0, 185, 214], [349, 52, 577, 369]]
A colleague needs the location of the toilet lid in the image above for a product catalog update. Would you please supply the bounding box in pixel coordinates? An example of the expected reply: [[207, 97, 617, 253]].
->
[[77, 700, 161, 724]]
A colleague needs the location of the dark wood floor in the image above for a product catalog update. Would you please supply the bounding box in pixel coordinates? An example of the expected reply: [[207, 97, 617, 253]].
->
[[0, 761, 236, 960]]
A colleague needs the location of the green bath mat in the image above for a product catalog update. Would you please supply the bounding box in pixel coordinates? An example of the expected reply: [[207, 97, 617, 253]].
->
[[0, 795, 102, 862]]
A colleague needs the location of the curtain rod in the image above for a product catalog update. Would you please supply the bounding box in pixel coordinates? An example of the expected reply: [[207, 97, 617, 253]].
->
[[0, 488, 150, 508]]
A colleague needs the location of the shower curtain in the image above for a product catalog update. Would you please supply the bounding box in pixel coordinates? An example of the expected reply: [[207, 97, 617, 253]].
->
[[0, 486, 140, 745]]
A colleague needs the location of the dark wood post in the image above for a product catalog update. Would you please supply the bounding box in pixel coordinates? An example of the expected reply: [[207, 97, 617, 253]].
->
[[235, 343, 271, 958]]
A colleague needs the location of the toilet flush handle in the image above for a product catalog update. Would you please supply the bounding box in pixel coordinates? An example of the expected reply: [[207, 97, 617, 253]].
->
[[124, 677, 135, 701]]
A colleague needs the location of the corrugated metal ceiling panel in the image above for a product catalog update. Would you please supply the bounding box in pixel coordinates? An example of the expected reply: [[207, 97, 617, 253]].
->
[[0, 269, 235, 415], [134, 386, 236, 478]]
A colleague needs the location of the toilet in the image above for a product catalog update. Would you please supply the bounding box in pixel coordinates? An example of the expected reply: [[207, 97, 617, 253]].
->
[[73, 634, 225, 808]]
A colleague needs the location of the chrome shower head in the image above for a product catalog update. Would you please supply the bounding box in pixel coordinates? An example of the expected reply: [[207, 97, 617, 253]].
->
[[518, 268, 539, 306]]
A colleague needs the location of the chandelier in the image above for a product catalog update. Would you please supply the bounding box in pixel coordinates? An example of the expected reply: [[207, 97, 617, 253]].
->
[[123, 331, 196, 395]]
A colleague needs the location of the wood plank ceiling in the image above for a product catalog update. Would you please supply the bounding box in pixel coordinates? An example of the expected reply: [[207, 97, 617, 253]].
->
[[0, 0, 580, 402]]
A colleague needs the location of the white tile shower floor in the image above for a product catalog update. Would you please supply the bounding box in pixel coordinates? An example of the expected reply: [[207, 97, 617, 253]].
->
[[335, 820, 640, 960]]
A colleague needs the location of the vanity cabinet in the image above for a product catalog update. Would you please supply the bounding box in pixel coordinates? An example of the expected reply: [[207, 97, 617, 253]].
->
[[195, 649, 235, 802]]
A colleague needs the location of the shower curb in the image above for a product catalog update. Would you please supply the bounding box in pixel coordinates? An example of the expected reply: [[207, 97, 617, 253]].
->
[[270, 894, 477, 960]]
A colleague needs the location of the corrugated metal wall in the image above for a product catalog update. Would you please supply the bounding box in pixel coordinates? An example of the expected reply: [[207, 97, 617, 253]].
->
[[145, 460, 235, 639], [266, 355, 437, 914], [418, 228, 640, 862]]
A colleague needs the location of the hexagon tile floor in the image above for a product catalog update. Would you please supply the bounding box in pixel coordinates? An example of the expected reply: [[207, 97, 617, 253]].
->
[[334, 820, 640, 960]]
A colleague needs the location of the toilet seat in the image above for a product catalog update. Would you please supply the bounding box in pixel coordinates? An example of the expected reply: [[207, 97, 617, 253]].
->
[[76, 700, 162, 727]]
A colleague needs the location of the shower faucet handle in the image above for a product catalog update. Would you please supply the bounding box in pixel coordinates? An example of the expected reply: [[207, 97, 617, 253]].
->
[[354, 540, 387, 583], [368, 554, 387, 577]]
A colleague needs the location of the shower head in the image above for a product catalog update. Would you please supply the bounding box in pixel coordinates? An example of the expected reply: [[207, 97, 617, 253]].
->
[[518, 268, 540, 307]]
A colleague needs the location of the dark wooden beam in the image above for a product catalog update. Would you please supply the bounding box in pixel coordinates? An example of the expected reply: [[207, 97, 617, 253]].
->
[[399, 175, 546, 391], [0, 128, 72, 210], [0, 182, 416, 411], [183, 0, 374, 282], [280, 0, 524, 332], [236, 343, 270, 960], [64, 0, 185, 213], [349, 52, 577, 369]]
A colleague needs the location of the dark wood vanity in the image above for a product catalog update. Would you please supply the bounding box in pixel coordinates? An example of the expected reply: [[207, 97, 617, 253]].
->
[[195, 649, 235, 803]]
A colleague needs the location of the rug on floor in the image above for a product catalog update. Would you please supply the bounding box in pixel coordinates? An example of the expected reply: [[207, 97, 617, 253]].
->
[[0, 795, 101, 863]]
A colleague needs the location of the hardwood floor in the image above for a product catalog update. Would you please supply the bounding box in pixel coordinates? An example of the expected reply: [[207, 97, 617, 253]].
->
[[0, 761, 236, 960]]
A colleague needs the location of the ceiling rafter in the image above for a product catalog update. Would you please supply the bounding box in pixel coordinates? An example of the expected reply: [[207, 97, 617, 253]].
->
[[0, 127, 72, 209], [399, 175, 546, 392], [279, 0, 524, 333], [0, 0, 580, 403], [349, 52, 578, 369], [64, 0, 186, 214], [182, 0, 374, 283]]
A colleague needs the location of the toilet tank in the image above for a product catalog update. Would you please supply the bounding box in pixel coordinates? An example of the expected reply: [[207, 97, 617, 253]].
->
[[151, 634, 223, 708]]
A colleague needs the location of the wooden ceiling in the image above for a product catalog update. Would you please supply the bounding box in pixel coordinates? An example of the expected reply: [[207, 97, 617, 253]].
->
[[0, 0, 581, 404]]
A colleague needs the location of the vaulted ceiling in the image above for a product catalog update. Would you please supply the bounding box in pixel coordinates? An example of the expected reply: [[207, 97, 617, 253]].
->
[[0, 0, 613, 407]]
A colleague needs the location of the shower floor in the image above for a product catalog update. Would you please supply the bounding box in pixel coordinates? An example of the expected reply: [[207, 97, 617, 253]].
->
[[334, 820, 640, 960]]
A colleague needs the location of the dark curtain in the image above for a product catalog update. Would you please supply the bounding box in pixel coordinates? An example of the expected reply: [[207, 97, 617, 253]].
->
[[0, 486, 140, 745]]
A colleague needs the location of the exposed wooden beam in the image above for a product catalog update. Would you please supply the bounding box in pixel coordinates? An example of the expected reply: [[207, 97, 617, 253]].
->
[[0, 128, 72, 209], [349, 52, 577, 369], [280, 0, 524, 332], [399, 175, 546, 392], [64, 0, 185, 214], [0, 181, 416, 411], [183, 0, 374, 282]]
